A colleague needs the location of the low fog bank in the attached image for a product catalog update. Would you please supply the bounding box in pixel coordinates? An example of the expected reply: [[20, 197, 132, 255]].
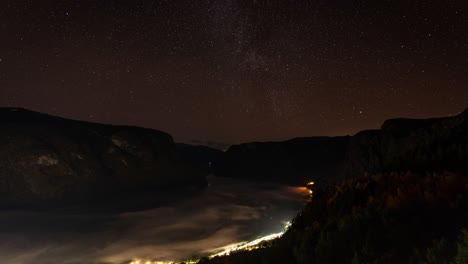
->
[[0, 176, 310, 264]]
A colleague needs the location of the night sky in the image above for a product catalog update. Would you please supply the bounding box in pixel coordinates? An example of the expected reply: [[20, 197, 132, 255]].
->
[[1, 1, 467, 144]]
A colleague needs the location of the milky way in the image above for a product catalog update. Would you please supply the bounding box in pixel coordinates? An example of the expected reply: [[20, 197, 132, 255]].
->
[[1, 1, 467, 143]]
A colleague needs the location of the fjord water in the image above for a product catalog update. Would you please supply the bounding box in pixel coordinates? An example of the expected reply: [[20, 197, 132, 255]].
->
[[0, 176, 310, 264]]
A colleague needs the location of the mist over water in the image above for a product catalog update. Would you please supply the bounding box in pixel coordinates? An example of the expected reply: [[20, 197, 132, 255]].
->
[[0, 176, 310, 264]]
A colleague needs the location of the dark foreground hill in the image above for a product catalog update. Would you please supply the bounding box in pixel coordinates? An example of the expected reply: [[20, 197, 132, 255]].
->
[[204, 171, 468, 264], [202, 109, 468, 263], [0, 108, 208, 209], [215, 109, 468, 187]]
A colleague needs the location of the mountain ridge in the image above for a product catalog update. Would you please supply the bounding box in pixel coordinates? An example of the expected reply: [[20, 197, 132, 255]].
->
[[0, 107, 207, 210], [215, 108, 468, 186]]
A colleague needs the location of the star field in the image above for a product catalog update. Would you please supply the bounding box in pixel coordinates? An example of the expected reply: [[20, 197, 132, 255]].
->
[[1, 0, 467, 144]]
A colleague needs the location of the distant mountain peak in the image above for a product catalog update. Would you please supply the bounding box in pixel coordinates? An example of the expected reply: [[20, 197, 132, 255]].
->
[[0, 107, 30, 112]]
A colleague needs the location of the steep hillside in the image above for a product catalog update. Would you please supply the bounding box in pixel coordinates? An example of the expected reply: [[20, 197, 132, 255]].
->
[[204, 171, 468, 264], [0, 108, 207, 209]]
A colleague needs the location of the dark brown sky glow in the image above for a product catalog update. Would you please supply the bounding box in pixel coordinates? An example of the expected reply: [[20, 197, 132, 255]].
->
[[1, 1, 467, 144]]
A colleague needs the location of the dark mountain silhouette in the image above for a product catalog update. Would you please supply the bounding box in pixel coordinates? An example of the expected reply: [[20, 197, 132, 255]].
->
[[187, 139, 231, 151], [0, 107, 208, 209], [214, 109, 468, 187], [3, 107, 466, 209], [176, 143, 223, 174], [214, 136, 350, 186]]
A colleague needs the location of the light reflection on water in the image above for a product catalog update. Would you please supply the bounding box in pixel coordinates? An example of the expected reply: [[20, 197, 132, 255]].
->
[[0, 176, 310, 264]]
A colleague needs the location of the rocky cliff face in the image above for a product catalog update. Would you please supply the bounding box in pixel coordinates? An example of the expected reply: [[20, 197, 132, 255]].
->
[[0, 108, 207, 208], [344, 109, 468, 178], [215, 109, 468, 186]]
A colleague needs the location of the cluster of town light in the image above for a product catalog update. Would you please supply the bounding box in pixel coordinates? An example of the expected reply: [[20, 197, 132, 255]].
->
[[129, 261, 196, 264], [128, 182, 315, 264], [209, 231, 284, 258], [307, 181, 315, 195]]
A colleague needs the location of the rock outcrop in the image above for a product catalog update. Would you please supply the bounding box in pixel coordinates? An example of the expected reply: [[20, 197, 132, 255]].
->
[[0, 108, 207, 208], [344, 109, 468, 178]]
